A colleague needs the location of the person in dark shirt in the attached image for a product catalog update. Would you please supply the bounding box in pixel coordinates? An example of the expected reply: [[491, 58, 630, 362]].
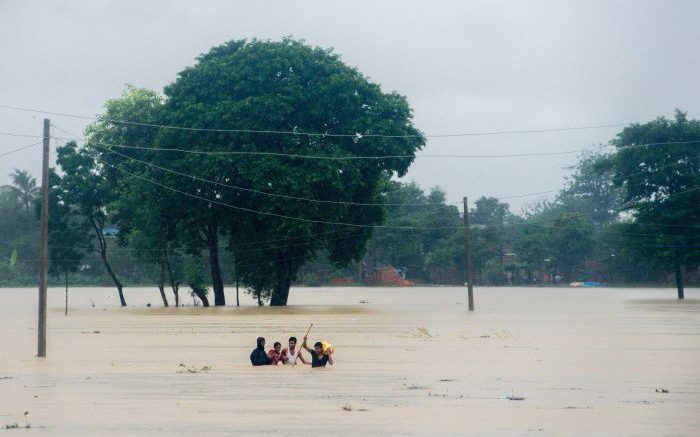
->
[[301, 335, 334, 368], [250, 337, 272, 366]]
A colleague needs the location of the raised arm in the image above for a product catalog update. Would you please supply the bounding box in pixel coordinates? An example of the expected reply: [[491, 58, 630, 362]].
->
[[301, 336, 313, 353], [297, 351, 310, 365]]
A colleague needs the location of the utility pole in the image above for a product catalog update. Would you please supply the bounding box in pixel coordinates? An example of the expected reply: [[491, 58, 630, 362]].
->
[[463, 197, 474, 311], [38, 119, 50, 357]]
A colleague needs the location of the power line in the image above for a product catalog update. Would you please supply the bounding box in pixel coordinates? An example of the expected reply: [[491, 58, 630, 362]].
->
[[97, 156, 465, 230], [50, 123, 575, 207], [0, 140, 42, 158], [94, 144, 449, 207], [46, 128, 700, 161], [8, 126, 699, 161], [92, 140, 698, 209], [0, 103, 628, 138], [90, 138, 700, 158], [5, 217, 695, 263], [0, 131, 45, 139], [53, 125, 698, 215], [71, 136, 588, 160]]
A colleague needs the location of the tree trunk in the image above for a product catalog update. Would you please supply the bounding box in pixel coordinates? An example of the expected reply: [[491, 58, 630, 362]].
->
[[158, 254, 169, 307], [192, 288, 210, 307], [270, 258, 292, 306], [165, 254, 179, 307], [91, 218, 126, 306], [206, 225, 225, 306], [100, 248, 126, 306], [674, 260, 685, 300], [65, 270, 68, 316]]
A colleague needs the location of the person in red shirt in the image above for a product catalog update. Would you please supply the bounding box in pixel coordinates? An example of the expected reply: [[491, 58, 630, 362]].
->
[[268, 341, 283, 365]]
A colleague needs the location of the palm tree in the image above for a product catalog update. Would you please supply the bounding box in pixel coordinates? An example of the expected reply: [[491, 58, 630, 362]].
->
[[5, 169, 39, 213]]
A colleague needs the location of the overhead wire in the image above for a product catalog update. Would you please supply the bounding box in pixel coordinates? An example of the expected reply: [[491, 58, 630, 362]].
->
[[0, 140, 42, 158], [53, 125, 566, 208], [96, 155, 464, 230], [0, 103, 627, 138], [4, 121, 692, 252], [4, 108, 697, 278], [91, 138, 697, 210]]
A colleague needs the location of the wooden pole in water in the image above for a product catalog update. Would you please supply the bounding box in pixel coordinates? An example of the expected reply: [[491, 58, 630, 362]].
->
[[463, 197, 474, 311], [38, 119, 50, 357], [294, 323, 313, 365]]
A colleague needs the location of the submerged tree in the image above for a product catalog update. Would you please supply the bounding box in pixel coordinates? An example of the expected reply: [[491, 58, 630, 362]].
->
[[85, 86, 181, 306], [158, 38, 425, 305], [55, 141, 127, 306], [44, 170, 89, 315], [606, 110, 700, 298]]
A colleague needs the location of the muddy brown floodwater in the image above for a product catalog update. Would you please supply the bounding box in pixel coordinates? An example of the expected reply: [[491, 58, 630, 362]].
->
[[0, 286, 699, 436]]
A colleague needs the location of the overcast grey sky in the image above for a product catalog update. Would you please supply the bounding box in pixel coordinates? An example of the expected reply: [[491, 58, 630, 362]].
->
[[1, 0, 699, 213]]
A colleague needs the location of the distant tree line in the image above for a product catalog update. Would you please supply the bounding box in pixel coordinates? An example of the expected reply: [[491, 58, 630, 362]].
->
[[0, 38, 426, 307], [0, 41, 697, 304], [2, 111, 698, 302]]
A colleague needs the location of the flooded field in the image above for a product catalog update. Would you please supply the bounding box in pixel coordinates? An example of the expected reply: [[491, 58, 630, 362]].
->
[[0, 286, 698, 436]]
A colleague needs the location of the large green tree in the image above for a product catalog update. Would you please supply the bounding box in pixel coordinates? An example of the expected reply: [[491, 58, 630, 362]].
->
[[44, 170, 89, 314], [55, 141, 127, 306], [156, 38, 424, 305], [86, 86, 184, 307], [559, 151, 624, 225], [607, 111, 700, 298]]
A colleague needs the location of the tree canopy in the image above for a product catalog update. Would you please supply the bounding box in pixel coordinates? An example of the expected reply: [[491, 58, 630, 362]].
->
[[83, 38, 425, 305], [606, 110, 700, 298]]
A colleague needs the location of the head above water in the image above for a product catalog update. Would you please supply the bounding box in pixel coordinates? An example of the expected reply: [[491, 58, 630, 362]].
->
[[273, 342, 281, 352], [256, 337, 265, 349], [314, 341, 323, 353], [288, 337, 297, 348]]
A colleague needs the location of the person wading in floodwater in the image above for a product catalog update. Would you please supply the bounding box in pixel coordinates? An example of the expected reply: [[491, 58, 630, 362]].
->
[[250, 337, 271, 366], [281, 336, 308, 365], [301, 335, 334, 368]]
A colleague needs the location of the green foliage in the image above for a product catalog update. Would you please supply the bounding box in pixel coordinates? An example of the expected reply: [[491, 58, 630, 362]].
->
[[156, 38, 425, 305], [185, 263, 209, 306], [609, 111, 700, 263], [44, 169, 90, 279], [559, 150, 623, 225], [364, 182, 463, 283], [9, 248, 17, 268], [0, 172, 40, 284], [55, 141, 127, 306], [7, 169, 39, 213], [606, 111, 700, 295], [548, 212, 594, 281]]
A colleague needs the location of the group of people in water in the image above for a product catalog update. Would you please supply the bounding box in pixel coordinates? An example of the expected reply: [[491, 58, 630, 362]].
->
[[250, 334, 334, 368]]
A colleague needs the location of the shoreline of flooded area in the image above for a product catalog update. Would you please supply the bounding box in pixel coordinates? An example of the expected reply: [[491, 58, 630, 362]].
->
[[1, 286, 698, 436]]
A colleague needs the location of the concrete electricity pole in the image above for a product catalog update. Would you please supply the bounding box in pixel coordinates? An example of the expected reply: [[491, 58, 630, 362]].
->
[[38, 119, 50, 357], [463, 197, 474, 311]]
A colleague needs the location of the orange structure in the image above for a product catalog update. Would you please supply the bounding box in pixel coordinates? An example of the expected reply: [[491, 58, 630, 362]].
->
[[369, 267, 415, 286]]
